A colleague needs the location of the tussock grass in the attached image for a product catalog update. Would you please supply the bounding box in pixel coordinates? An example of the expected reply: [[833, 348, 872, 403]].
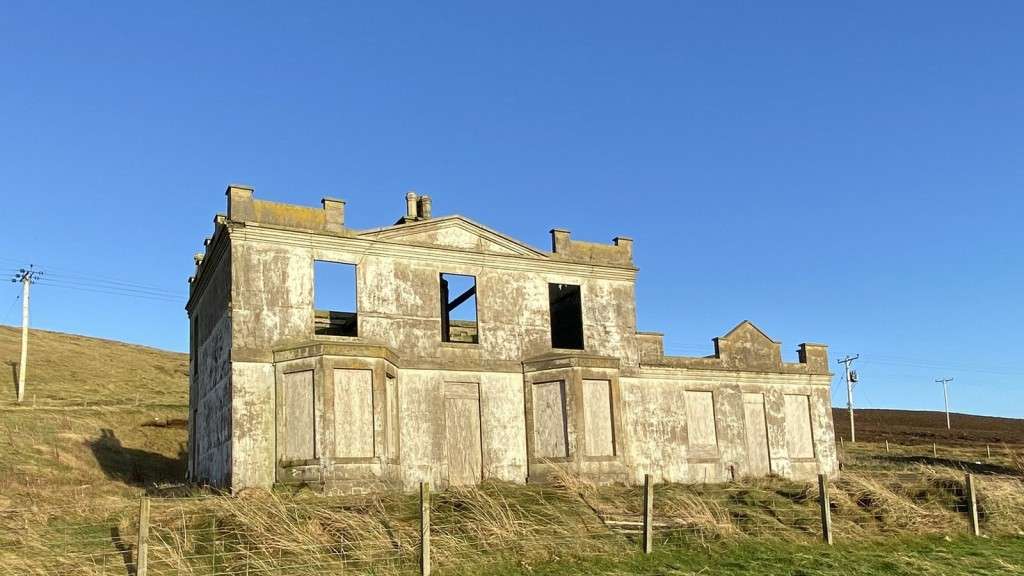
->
[[5, 327, 1024, 574]]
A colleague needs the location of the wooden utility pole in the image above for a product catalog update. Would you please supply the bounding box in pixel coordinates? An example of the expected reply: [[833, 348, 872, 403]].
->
[[11, 267, 41, 403], [837, 355, 859, 443], [936, 378, 953, 430]]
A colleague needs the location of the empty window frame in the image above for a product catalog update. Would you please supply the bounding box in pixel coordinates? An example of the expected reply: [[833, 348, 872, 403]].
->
[[440, 273, 478, 343], [549, 283, 584, 349], [313, 260, 358, 337]]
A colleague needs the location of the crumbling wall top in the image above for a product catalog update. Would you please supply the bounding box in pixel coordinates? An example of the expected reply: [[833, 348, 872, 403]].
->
[[226, 184, 347, 233], [639, 321, 830, 375]]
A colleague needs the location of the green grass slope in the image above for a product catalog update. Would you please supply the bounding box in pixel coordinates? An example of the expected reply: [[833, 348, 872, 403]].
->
[[0, 325, 189, 507]]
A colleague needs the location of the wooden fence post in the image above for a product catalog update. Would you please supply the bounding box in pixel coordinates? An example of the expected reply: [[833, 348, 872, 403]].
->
[[136, 497, 150, 576], [421, 481, 431, 576], [642, 474, 654, 554], [932, 443, 937, 458], [885, 440, 889, 453], [966, 474, 980, 537], [818, 474, 833, 545]]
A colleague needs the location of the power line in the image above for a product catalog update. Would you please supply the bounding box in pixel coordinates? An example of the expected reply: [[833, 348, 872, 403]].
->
[[2, 286, 20, 324], [1, 259, 180, 297], [35, 276, 182, 299], [32, 279, 182, 303]]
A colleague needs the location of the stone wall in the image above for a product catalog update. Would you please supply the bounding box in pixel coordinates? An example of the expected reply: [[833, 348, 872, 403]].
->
[[186, 187, 837, 492]]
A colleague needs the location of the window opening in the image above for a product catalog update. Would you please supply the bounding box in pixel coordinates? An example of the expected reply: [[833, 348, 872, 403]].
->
[[314, 260, 358, 337], [440, 273, 478, 343], [549, 283, 583, 349]]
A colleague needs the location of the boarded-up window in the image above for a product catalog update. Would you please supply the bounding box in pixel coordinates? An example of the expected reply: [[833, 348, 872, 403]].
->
[[685, 391, 718, 449], [333, 369, 374, 458], [444, 382, 483, 486], [281, 370, 315, 461], [385, 374, 398, 462], [582, 379, 615, 457], [742, 393, 771, 476], [784, 394, 815, 459], [533, 381, 569, 458]]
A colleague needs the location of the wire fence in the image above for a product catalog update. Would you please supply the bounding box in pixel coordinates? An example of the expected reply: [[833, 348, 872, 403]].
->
[[2, 443, 1023, 575]]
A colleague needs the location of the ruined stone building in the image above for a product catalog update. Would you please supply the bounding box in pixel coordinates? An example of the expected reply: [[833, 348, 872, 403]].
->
[[186, 185, 838, 492]]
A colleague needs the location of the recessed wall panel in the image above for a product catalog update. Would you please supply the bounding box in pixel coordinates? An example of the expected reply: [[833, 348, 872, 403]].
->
[[685, 390, 718, 449], [280, 370, 315, 461], [533, 381, 569, 458], [582, 379, 614, 457], [784, 394, 815, 459], [333, 368, 374, 458]]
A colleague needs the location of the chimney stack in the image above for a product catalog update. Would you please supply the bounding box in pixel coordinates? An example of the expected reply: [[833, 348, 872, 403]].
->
[[321, 197, 346, 230], [406, 191, 418, 219], [418, 195, 432, 219]]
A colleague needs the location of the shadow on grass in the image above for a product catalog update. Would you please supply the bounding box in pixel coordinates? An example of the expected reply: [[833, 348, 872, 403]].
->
[[88, 428, 187, 490], [876, 454, 1019, 476], [110, 525, 137, 576], [6, 361, 17, 399]]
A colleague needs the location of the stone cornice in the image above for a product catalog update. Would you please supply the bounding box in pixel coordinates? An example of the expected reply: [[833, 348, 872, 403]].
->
[[633, 365, 832, 385], [185, 220, 230, 313]]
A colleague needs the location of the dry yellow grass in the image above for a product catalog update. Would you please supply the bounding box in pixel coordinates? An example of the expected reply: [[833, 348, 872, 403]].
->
[[0, 325, 189, 506], [3, 326, 1024, 574]]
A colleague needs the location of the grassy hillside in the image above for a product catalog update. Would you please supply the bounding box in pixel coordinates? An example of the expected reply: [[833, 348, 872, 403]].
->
[[0, 325, 189, 507], [2, 326, 1024, 575]]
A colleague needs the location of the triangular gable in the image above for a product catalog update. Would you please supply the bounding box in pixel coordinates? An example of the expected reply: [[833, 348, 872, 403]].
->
[[720, 320, 779, 344], [713, 320, 783, 371], [358, 216, 548, 258]]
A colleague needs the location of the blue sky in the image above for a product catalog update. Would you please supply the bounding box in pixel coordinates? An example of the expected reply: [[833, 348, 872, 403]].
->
[[1, 2, 1021, 416]]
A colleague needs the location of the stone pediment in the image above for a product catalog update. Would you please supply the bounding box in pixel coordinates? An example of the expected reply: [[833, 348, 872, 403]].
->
[[359, 216, 547, 258], [713, 321, 783, 372]]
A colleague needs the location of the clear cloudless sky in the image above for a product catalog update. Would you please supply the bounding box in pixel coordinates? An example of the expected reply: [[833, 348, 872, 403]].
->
[[1, 2, 1021, 416]]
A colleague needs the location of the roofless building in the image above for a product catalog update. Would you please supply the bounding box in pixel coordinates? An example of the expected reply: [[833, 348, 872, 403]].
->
[[186, 185, 838, 492]]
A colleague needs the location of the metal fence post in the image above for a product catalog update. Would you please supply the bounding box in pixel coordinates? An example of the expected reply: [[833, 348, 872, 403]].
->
[[137, 497, 150, 576], [421, 481, 431, 576], [966, 474, 980, 537], [818, 474, 833, 545], [642, 474, 654, 554]]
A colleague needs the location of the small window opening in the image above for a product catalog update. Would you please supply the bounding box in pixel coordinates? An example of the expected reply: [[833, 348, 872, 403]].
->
[[549, 283, 583, 349], [440, 273, 478, 343], [314, 260, 358, 337]]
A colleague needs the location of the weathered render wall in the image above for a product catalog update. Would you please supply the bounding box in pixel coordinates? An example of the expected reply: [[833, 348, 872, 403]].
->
[[186, 187, 838, 492], [620, 371, 836, 484], [396, 370, 527, 490], [187, 228, 233, 486]]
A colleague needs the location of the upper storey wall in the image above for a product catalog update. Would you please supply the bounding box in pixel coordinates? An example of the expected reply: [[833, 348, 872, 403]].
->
[[219, 188, 640, 368]]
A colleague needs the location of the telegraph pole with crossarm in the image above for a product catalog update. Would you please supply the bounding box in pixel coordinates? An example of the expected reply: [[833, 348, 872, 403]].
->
[[837, 355, 859, 443], [11, 267, 42, 403]]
